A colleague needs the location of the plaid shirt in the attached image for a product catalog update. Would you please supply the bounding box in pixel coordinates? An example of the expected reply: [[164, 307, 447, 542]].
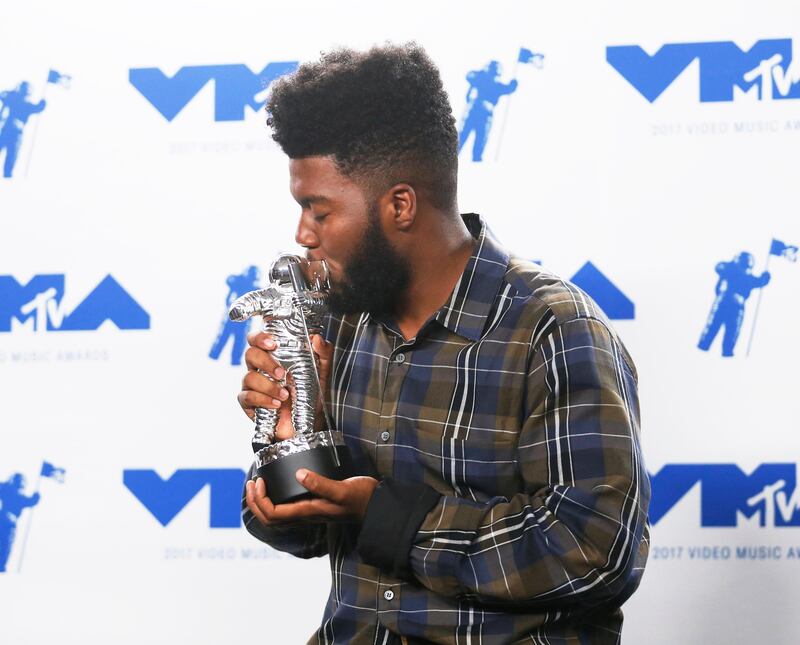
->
[[244, 214, 650, 644]]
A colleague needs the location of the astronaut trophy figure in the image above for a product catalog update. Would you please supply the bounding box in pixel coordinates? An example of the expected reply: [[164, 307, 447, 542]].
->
[[229, 254, 352, 503]]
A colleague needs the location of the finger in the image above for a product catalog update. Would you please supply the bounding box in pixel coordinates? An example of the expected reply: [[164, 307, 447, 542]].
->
[[245, 479, 270, 525], [238, 389, 284, 413], [274, 400, 296, 441], [267, 496, 348, 522], [242, 370, 290, 401], [296, 469, 347, 504], [251, 476, 278, 520], [311, 335, 333, 390], [247, 331, 277, 351], [244, 346, 286, 380], [310, 334, 333, 362], [311, 334, 332, 366]]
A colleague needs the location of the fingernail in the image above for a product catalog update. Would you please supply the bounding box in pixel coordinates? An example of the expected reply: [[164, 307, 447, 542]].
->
[[275, 367, 285, 379], [263, 339, 276, 349], [256, 477, 265, 492], [296, 469, 308, 483], [272, 399, 282, 407], [278, 388, 289, 400]]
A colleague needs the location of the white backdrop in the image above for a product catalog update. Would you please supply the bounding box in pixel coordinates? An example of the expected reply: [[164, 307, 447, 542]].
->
[[2, 1, 800, 643]]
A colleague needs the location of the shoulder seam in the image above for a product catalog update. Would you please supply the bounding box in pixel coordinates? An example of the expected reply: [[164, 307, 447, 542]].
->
[[530, 313, 638, 382]]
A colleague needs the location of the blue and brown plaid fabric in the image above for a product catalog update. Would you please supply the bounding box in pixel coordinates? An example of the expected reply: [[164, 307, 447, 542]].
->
[[244, 214, 650, 644]]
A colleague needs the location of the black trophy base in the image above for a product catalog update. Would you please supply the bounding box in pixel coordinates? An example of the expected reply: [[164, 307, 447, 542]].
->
[[257, 445, 354, 505]]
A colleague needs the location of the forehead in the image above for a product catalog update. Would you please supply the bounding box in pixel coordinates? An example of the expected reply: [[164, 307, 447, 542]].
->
[[289, 156, 363, 204]]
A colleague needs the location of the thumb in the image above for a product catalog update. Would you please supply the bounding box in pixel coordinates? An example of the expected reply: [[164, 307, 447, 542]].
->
[[311, 335, 333, 387], [311, 334, 333, 363], [296, 468, 344, 503]]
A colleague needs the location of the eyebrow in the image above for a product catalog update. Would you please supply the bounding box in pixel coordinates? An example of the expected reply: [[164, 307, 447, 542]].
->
[[297, 194, 331, 208]]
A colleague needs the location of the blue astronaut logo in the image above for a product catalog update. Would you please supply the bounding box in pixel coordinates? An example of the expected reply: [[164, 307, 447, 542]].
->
[[0, 274, 150, 332], [697, 252, 770, 357], [0, 71, 70, 178], [651, 463, 800, 528], [129, 62, 298, 121], [698, 239, 796, 357], [458, 48, 544, 162], [1, 462, 65, 573], [607, 39, 800, 103], [209, 266, 260, 365]]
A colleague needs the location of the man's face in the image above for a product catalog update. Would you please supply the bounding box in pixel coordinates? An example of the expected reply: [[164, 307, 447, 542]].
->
[[289, 156, 410, 317]]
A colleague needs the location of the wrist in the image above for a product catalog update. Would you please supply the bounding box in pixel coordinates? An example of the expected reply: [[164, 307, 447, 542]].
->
[[357, 479, 441, 580]]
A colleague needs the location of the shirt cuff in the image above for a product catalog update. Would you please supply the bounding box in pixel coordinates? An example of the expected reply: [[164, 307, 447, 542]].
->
[[357, 478, 441, 580]]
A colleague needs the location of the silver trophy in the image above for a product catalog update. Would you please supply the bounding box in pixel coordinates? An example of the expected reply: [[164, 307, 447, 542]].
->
[[229, 253, 352, 504]]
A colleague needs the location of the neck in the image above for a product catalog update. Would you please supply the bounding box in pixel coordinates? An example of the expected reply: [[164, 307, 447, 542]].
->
[[394, 209, 474, 340]]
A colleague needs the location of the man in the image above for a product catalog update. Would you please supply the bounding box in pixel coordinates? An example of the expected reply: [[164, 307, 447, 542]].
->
[[697, 251, 770, 357], [238, 43, 649, 644]]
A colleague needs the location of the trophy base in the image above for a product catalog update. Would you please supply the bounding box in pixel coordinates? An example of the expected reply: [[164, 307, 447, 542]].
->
[[257, 445, 354, 505]]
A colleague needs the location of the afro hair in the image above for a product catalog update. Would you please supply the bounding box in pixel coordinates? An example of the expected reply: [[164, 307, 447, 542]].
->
[[267, 43, 458, 210]]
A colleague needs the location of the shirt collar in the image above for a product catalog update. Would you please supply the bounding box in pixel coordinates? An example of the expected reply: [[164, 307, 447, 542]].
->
[[432, 213, 510, 341]]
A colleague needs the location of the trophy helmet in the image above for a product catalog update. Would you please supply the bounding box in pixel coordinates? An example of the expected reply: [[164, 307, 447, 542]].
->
[[270, 254, 329, 291]]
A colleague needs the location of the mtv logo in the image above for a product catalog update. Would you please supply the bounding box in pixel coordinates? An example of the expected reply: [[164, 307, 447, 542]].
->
[[607, 39, 800, 102], [124, 469, 246, 528], [0, 274, 150, 332], [129, 62, 298, 121], [649, 463, 800, 527]]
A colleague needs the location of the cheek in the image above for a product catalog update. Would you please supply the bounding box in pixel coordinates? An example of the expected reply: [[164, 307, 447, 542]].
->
[[321, 221, 361, 271]]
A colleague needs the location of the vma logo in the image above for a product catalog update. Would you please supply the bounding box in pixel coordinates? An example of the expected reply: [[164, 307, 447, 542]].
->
[[0, 274, 150, 332], [534, 261, 635, 320], [458, 48, 544, 162], [129, 62, 298, 121], [569, 261, 634, 320], [607, 39, 800, 102], [1, 462, 66, 573], [209, 266, 260, 366], [651, 463, 800, 527], [1, 71, 71, 179], [124, 469, 246, 528], [698, 239, 796, 358]]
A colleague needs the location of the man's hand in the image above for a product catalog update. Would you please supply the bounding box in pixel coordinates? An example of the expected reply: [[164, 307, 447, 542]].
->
[[245, 470, 379, 525], [237, 331, 333, 438]]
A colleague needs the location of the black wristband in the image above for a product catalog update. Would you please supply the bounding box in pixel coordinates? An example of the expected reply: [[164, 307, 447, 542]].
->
[[357, 478, 441, 580]]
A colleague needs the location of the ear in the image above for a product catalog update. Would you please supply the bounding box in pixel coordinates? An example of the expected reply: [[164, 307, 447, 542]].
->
[[380, 184, 416, 232]]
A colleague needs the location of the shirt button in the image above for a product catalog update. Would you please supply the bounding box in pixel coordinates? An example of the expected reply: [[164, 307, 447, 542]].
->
[[383, 589, 394, 601], [380, 430, 390, 442], [395, 352, 406, 364]]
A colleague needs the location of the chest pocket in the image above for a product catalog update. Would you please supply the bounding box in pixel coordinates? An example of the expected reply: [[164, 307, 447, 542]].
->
[[393, 356, 524, 501]]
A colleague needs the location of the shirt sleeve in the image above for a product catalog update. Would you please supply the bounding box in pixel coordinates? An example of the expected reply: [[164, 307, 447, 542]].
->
[[241, 464, 329, 559], [358, 316, 650, 609]]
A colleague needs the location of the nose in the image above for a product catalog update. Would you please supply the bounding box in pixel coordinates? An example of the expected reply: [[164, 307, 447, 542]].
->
[[294, 212, 319, 250]]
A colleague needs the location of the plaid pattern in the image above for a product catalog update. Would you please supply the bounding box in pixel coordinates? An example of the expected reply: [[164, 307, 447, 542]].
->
[[244, 214, 650, 644]]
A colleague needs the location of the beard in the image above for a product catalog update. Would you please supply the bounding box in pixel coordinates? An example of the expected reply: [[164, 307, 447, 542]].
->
[[328, 207, 411, 318]]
